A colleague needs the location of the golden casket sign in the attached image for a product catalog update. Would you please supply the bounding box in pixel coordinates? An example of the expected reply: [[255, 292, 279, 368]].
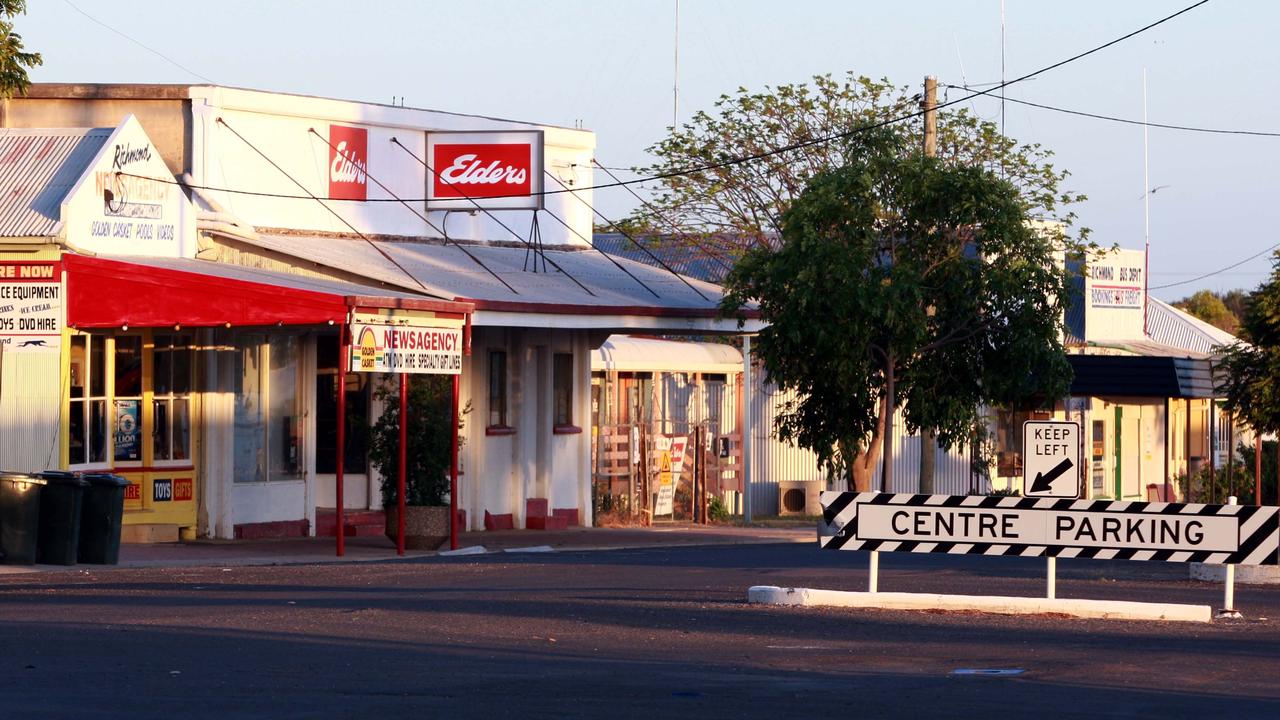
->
[[349, 318, 462, 375]]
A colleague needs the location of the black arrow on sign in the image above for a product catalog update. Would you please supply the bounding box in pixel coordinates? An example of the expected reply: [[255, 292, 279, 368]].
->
[[1030, 458, 1074, 494]]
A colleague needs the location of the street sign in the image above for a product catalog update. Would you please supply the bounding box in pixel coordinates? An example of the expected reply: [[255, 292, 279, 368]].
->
[[1023, 420, 1080, 498], [819, 492, 1280, 565]]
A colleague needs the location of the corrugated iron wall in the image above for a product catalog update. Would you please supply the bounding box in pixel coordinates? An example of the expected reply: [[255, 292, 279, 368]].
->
[[0, 352, 62, 472], [745, 372, 984, 515]]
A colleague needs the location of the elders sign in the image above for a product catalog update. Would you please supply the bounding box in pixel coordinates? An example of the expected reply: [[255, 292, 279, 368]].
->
[[426, 130, 544, 211]]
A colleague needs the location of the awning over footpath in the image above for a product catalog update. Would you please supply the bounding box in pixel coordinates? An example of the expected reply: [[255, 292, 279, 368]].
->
[[1067, 339, 1222, 399], [592, 335, 743, 374], [64, 253, 470, 328], [213, 232, 760, 333]]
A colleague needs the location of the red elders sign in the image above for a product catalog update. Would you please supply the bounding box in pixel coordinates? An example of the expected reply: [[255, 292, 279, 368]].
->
[[328, 125, 368, 200], [432, 142, 532, 199]]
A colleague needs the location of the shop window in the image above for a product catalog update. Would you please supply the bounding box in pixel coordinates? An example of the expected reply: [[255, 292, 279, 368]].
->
[[152, 334, 194, 462], [68, 335, 108, 465], [113, 335, 143, 463], [995, 408, 1053, 478], [488, 350, 508, 429], [315, 334, 370, 475], [234, 334, 304, 483], [553, 352, 576, 430]]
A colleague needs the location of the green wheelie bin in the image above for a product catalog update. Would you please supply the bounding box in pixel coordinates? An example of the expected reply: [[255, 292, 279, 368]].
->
[[78, 474, 131, 565], [0, 472, 47, 565], [36, 471, 89, 566]]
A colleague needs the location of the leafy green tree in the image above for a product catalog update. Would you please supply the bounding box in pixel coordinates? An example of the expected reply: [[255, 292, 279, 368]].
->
[[1219, 253, 1280, 436], [1175, 289, 1239, 334], [629, 73, 1087, 254], [721, 131, 1074, 491], [0, 2, 40, 98]]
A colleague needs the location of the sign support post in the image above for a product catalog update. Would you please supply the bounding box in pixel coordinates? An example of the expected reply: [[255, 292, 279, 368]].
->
[[869, 550, 879, 593], [1219, 496, 1242, 619], [397, 373, 407, 556], [1047, 556, 1056, 600], [336, 324, 348, 557]]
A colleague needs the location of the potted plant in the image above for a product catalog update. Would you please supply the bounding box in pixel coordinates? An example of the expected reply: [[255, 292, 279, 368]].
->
[[368, 375, 466, 550]]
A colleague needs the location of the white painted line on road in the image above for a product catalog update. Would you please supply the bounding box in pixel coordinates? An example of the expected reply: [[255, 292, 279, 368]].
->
[[438, 546, 488, 557], [746, 585, 1212, 623], [952, 668, 1026, 676], [504, 545, 556, 553]]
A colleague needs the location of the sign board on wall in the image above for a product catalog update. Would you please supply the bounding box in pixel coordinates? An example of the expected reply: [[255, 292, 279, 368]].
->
[[348, 319, 463, 375], [0, 261, 62, 354], [820, 492, 1280, 565], [328, 125, 368, 201], [1083, 247, 1146, 342], [61, 115, 196, 258], [425, 130, 544, 211]]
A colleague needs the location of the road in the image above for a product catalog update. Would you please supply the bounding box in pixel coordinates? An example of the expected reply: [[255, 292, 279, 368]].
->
[[0, 543, 1277, 719]]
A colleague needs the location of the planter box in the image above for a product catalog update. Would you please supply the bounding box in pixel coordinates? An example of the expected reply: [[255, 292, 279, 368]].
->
[[384, 505, 450, 550]]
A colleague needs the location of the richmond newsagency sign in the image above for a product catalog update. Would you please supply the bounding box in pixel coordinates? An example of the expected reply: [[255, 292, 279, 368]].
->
[[820, 492, 1280, 565]]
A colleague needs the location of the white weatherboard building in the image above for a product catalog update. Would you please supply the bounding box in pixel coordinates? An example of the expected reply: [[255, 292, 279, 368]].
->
[[0, 84, 759, 542]]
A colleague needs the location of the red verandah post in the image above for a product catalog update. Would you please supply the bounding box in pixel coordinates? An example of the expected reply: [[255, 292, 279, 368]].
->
[[450, 373, 460, 551], [336, 325, 348, 557], [398, 372, 408, 556]]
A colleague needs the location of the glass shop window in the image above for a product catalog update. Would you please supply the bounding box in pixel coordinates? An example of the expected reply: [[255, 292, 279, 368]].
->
[[553, 352, 574, 427], [68, 335, 108, 465], [152, 334, 194, 462], [234, 334, 305, 483], [112, 335, 143, 463], [488, 350, 508, 428]]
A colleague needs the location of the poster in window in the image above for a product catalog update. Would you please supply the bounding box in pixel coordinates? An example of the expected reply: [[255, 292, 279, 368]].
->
[[114, 399, 141, 461]]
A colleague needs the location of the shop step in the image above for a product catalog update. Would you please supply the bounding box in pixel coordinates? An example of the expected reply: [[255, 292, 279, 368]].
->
[[315, 509, 385, 537]]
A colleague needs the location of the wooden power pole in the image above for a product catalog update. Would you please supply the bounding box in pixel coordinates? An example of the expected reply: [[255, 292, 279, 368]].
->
[[918, 75, 938, 494]]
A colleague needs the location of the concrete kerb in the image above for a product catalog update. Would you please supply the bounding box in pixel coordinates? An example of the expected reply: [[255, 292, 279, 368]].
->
[[747, 585, 1213, 623]]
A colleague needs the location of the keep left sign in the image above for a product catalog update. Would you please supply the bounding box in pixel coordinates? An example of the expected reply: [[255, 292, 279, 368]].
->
[[1023, 420, 1081, 499]]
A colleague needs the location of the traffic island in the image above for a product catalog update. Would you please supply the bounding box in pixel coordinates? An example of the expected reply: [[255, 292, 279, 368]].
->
[[747, 585, 1213, 623]]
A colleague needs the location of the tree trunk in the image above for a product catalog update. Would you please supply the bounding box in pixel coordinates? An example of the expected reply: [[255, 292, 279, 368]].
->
[[920, 428, 936, 494], [847, 394, 888, 492]]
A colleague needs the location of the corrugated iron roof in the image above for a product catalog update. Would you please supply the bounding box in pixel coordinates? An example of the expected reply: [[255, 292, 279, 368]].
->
[[240, 232, 727, 311], [0, 127, 110, 237], [1146, 296, 1238, 354], [592, 335, 742, 373]]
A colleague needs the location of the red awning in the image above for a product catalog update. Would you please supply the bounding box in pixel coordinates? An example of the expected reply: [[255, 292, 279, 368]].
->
[[63, 254, 469, 328]]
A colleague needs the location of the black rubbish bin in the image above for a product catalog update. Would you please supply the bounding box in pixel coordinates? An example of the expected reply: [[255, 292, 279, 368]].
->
[[0, 472, 47, 565], [78, 474, 130, 565], [36, 471, 89, 566]]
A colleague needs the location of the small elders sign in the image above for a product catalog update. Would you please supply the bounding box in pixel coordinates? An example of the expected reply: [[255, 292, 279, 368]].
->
[[426, 130, 544, 211], [349, 321, 462, 375], [329, 125, 369, 201]]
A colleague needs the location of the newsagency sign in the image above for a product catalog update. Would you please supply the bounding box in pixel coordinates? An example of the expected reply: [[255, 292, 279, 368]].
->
[[820, 492, 1279, 565], [349, 320, 462, 375]]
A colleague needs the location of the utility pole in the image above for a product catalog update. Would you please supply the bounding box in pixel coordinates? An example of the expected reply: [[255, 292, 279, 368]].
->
[[917, 76, 938, 494]]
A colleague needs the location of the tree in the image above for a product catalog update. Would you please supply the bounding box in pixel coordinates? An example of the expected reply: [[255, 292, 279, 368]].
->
[[1218, 253, 1280, 435], [720, 131, 1075, 491], [0, 2, 40, 99], [1175, 289, 1239, 335], [629, 73, 1086, 255]]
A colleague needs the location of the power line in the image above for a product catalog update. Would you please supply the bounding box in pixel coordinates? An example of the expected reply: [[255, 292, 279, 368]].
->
[[61, 0, 216, 84], [1150, 243, 1280, 290], [118, 1, 1210, 206], [943, 84, 1280, 137]]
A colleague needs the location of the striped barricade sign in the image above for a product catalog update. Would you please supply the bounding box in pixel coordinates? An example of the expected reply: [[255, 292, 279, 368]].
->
[[819, 491, 1280, 566]]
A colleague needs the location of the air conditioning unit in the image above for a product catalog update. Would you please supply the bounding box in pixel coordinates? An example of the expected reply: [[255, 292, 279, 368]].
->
[[777, 480, 822, 516]]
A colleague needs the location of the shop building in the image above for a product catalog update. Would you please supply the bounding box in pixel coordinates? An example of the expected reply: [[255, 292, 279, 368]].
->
[[0, 85, 757, 541]]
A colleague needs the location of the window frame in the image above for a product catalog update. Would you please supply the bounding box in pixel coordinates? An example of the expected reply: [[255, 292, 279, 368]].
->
[[486, 349, 514, 435], [552, 351, 580, 434]]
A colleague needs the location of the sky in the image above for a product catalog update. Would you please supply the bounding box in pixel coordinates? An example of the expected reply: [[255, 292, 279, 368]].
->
[[16, 0, 1280, 301]]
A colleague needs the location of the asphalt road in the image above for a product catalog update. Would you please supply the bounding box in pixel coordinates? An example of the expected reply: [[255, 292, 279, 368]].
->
[[1, 543, 1278, 719]]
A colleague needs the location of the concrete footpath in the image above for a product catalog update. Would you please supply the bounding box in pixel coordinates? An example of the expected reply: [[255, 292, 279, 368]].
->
[[0, 523, 814, 573]]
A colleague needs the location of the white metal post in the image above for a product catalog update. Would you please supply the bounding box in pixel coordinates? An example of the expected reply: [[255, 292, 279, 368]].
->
[[869, 550, 879, 593], [1047, 556, 1056, 599], [1219, 496, 1241, 619]]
